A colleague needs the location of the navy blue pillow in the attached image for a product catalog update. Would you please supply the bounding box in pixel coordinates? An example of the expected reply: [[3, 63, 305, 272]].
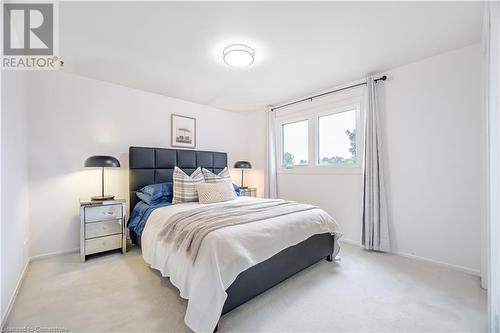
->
[[137, 182, 173, 205], [233, 183, 241, 196]]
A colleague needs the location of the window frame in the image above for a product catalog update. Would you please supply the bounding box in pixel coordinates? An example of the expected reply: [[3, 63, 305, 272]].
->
[[275, 92, 364, 175], [315, 104, 362, 169], [279, 118, 310, 168]]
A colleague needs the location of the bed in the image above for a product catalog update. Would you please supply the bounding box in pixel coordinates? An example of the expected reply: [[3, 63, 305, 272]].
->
[[128, 146, 341, 332]]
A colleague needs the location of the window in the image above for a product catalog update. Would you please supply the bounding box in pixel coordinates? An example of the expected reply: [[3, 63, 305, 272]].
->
[[276, 100, 362, 173], [318, 109, 357, 165], [281, 120, 308, 167]]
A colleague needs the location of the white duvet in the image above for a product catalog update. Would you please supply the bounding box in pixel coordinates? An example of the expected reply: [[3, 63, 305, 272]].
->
[[141, 196, 342, 332]]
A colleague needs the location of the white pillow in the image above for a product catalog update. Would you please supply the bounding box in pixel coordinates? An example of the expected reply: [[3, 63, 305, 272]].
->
[[197, 182, 236, 204], [172, 167, 204, 204]]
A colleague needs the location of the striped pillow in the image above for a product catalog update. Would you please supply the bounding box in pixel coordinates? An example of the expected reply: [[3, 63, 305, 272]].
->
[[202, 167, 231, 183], [172, 167, 204, 204]]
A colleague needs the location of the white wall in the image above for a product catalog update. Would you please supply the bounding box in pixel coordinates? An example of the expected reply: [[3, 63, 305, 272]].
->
[[486, 3, 500, 329], [381, 43, 483, 274], [244, 110, 266, 198], [1, 72, 31, 322], [25, 71, 248, 257], [259, 44, 484, 274]]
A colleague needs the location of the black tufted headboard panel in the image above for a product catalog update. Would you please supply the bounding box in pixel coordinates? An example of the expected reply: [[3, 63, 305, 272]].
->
[[129, 146, 228, 212]]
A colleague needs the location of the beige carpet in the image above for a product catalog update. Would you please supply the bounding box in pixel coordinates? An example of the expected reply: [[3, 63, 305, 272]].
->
[[5, 243, 486, 332]]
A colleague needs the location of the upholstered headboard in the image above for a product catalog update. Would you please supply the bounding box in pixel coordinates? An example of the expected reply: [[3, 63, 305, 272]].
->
[[129, 146, 228, 212]]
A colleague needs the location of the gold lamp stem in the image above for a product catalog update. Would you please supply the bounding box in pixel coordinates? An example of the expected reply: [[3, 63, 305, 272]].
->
[[101, 167, 105, 197]]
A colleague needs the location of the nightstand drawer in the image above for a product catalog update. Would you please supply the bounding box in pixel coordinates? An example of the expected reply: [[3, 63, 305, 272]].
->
[[85, 234, 122, 255], [84, 204, 122, 223], [85, 219, 122, 239]]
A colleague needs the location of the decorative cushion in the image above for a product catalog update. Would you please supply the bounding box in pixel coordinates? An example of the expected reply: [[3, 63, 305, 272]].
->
[[202, 167, 231, 183], [197, 182, 236, 204], [202, 167, 241, 195], [136, 182, 173, 205], [172, 167, 204, 204]]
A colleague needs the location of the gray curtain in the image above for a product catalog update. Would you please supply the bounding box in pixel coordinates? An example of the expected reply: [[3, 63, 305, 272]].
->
[[265, 107, 278, 199], [362, 77, 390, 251]]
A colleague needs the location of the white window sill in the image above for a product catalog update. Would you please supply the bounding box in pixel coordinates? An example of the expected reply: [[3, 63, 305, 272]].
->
[[278, 166, 362, 175]]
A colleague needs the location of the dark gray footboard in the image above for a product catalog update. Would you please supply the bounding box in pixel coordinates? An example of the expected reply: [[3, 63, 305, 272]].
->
[[221, 232, 335, 315]]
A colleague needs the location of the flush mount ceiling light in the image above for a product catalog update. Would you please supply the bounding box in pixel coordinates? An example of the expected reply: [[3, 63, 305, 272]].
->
[[223, 44, 255, 68]]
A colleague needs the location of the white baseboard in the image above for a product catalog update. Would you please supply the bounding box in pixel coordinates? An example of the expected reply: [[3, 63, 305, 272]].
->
[[338, 238, 480, 276], [393, 250, 480, 276], [30, 247, 79, 261], [339, 238, 360, 246], [1, 259, 30, 328]]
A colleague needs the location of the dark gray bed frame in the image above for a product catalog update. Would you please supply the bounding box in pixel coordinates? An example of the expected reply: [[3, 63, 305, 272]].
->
[[128, 146, 335, 326]]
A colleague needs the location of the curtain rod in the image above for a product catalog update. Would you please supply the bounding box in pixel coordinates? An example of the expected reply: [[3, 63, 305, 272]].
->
[[271, 75, 387, 112]]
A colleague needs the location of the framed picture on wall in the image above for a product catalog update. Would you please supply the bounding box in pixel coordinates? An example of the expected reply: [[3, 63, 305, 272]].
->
[[171, 114, 196, 149]]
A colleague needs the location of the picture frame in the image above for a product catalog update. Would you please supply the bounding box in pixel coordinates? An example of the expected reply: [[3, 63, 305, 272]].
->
[[171, 114, 196, 149]]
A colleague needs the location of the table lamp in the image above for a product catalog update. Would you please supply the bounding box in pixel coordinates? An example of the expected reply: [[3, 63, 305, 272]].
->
[[84, 155, 120, 201], [233, 161, 252, 189]]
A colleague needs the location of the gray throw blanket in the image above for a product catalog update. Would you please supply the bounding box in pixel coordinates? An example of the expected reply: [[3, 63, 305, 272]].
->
[[157, 199, 318, 261]]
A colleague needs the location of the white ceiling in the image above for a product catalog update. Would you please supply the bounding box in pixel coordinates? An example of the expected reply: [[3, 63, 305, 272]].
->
[[60, 1, 483, 113]]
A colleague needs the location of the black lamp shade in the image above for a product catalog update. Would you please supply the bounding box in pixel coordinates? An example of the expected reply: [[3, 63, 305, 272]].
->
[[233, 161, 252, 169], [84, 155, 120, 168]]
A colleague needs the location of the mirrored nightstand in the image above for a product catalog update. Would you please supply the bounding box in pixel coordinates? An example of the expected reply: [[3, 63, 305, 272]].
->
[[239, 188, 257, 197], [80, 199, 126, 262]]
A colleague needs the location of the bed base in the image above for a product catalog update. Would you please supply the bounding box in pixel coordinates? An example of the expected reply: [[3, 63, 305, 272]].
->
[[221, 232, 334, 315], [129, 230, 335, 319]]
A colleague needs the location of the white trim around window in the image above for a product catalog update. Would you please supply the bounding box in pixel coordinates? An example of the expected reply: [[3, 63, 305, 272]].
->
[[275, 93, 365, 175]]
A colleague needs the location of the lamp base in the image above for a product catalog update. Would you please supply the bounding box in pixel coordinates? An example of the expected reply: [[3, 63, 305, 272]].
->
[[91, 195, 115, 201]]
